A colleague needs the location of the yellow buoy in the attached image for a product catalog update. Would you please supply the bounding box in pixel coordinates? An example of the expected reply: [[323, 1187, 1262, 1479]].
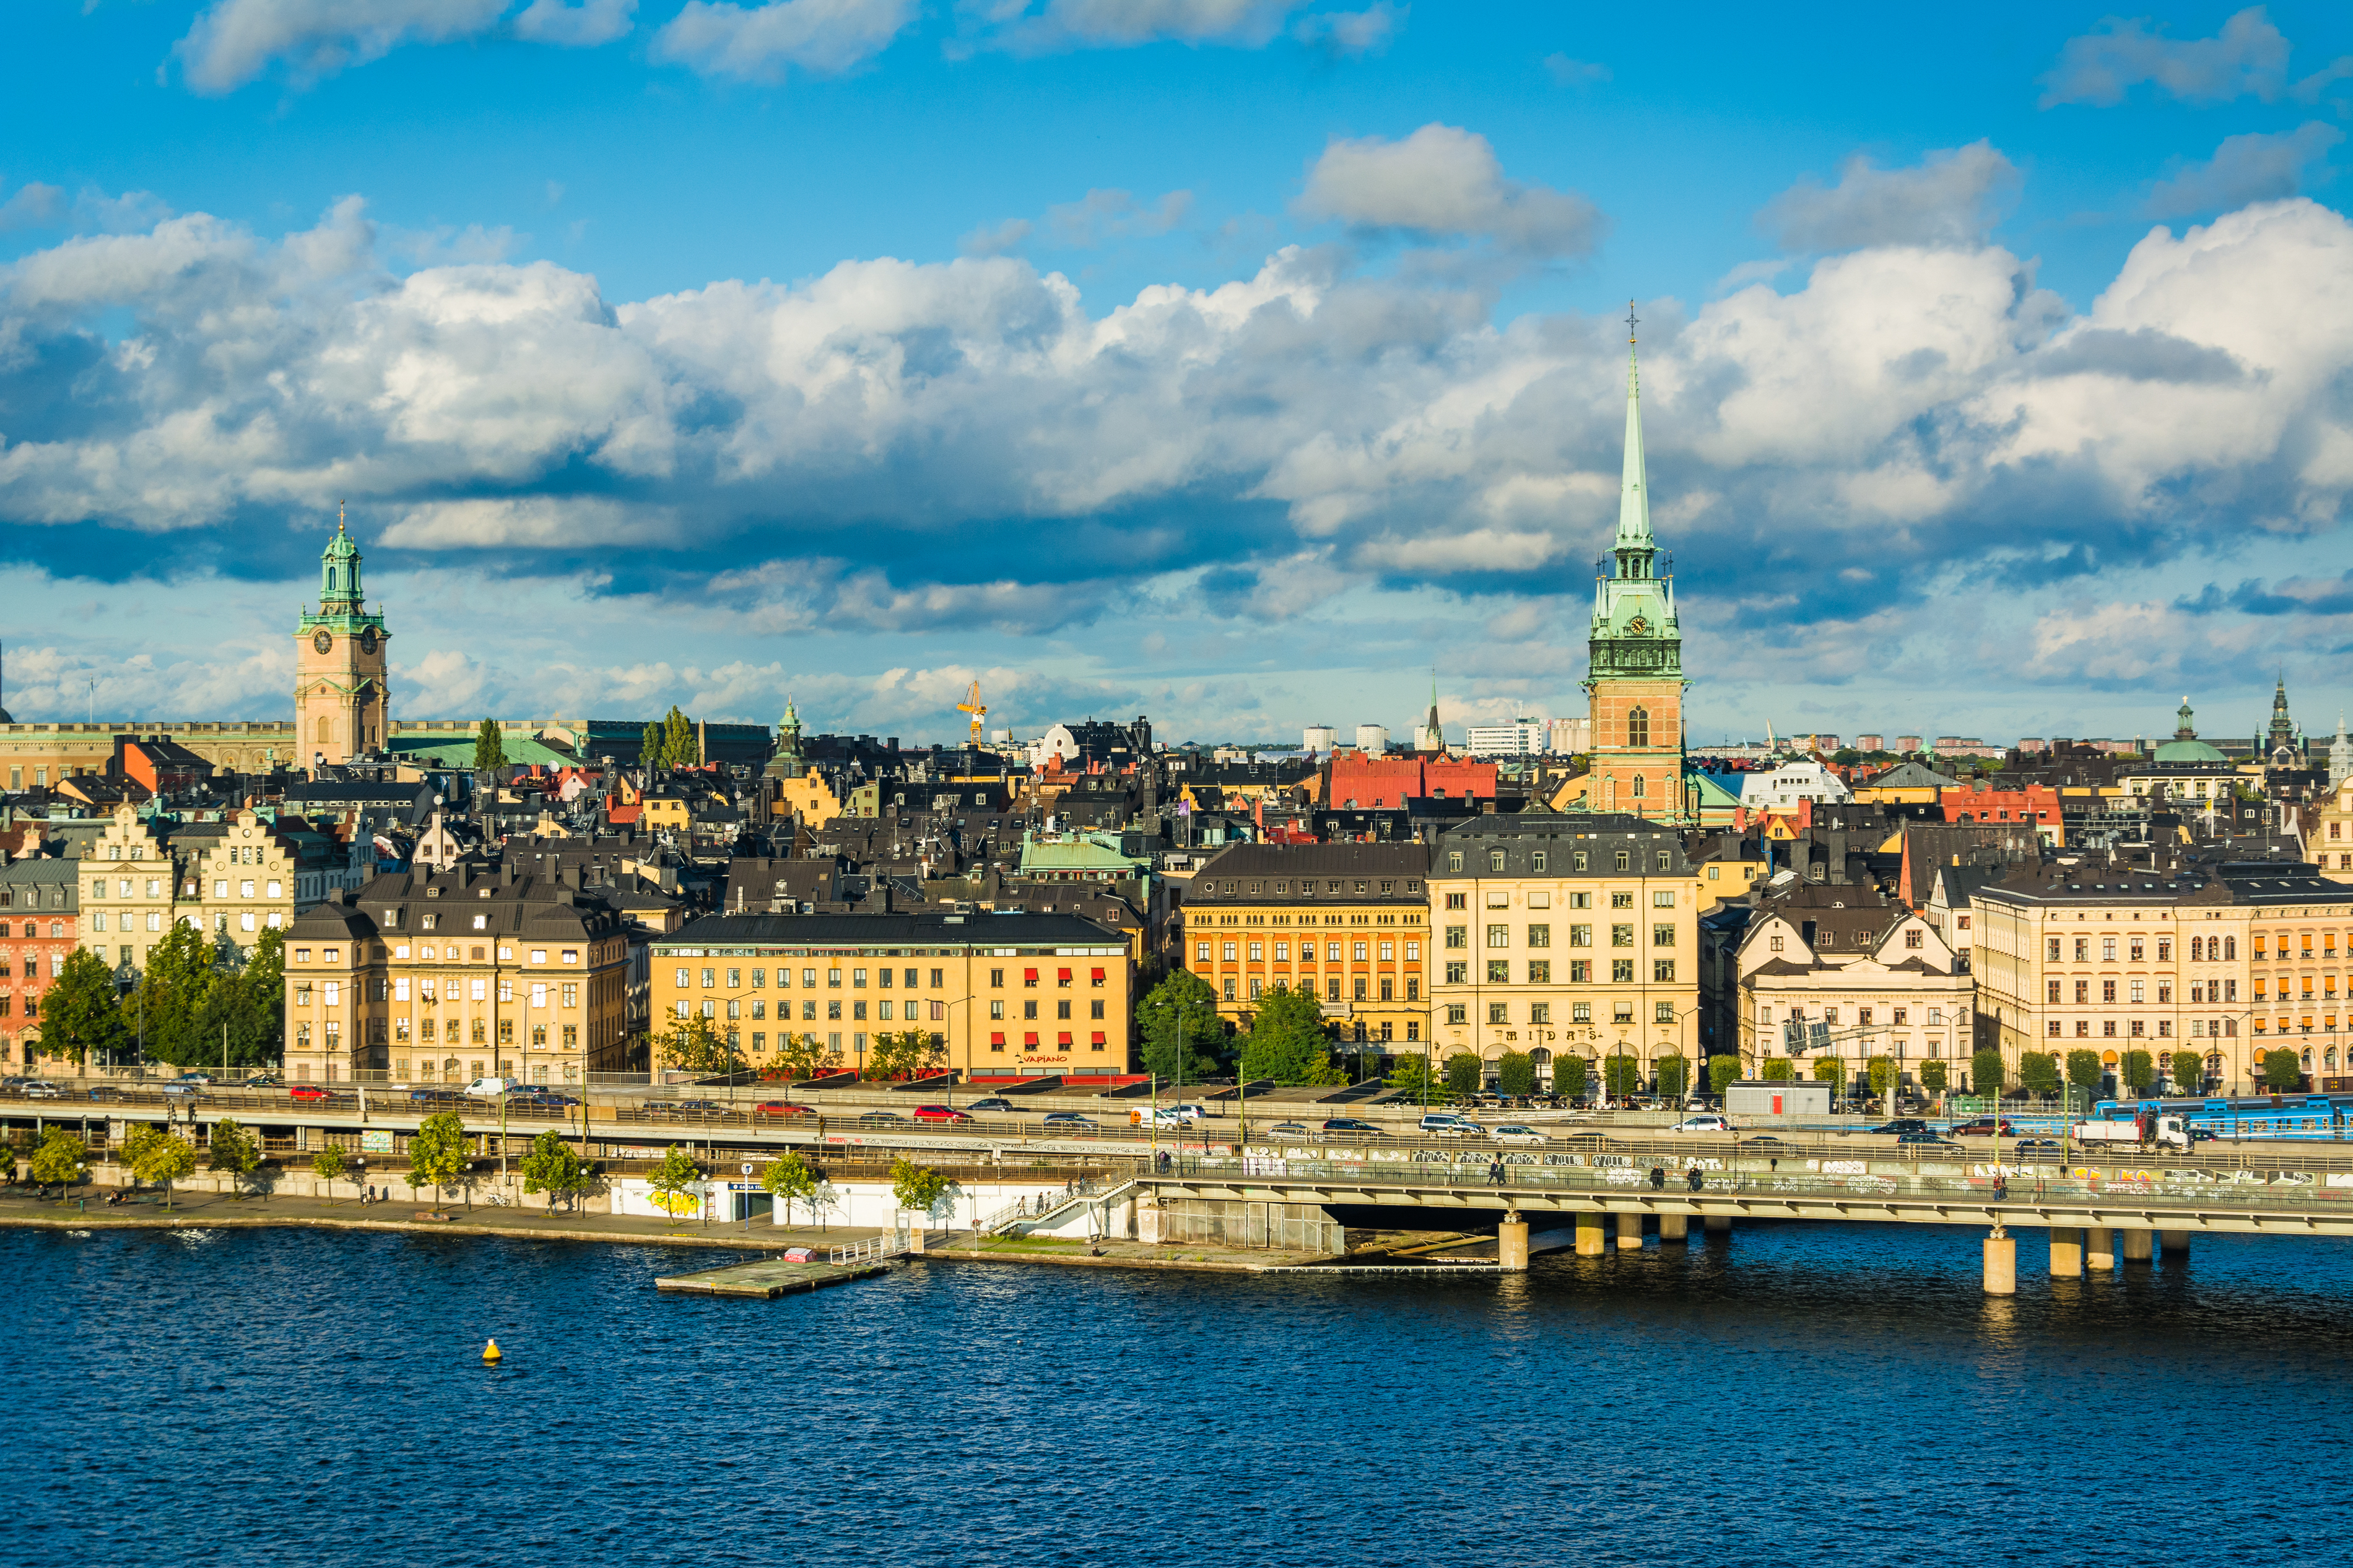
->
[[482, 1338, 502, 1363]]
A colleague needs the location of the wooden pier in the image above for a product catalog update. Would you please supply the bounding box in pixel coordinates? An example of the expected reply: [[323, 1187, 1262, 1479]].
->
[[655, 1255, 894, 1299]]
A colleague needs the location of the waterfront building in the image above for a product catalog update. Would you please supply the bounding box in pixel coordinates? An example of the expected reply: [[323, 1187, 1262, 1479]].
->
[[648, 910, 1133, 1081], [1970, 857, 2353, 1094], [0, 859, 78, 1068], [1427, 812, 1700, 1089], [283, 865, 632, 1085], [1733, 882, 1973, 1086], [1180, 843, 1430, 1047]]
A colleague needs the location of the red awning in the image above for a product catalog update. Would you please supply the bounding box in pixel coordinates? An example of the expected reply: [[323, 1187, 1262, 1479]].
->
[[989, 1032, 1006, 1045], [1057, 968, 1072, 982], [1024, 968, 1038, 982], [1057, 1033, 1073, 1046], [1090, 1032, 1107, 1046], [1090, 968, 1106, 982], [1024, 1033, 1040, 1046]]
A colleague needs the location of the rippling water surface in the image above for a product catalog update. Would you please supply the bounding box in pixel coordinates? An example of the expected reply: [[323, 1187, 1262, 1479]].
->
[[11, 1222, 2347, 1566]]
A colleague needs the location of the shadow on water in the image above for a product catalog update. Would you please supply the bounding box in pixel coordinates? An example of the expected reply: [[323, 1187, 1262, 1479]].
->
[[10, 1220, 2352, 1568]]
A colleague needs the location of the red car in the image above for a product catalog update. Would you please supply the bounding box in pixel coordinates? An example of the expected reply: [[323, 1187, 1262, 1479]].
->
[[754, 1101, 813, 1118], [289, 1084, 336, 1103], [913, 1104, 973, 1124], [1949, 1117, 2016, 1137]]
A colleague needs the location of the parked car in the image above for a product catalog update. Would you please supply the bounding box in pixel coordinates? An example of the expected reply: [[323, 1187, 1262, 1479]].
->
[[855, 1110, 907, 1125], [1492, 1125, 1549, 1145], [966, 1096, 1017, 1114], [289, 1085, 337, 1104], [1668, 1114, 1733, 1133], [913, 1104, 974, 1124], [1949, 1117, 2016, 1138], [1895, 1132, 1961, 1150], [85, 1085, 126, 1102], [754, 1101, 813, 1118], [1868, 1118, 1932, 1136], [2013, 1137, 2062, 1152], [1043, 1112, 1095, 1129], [1265, 1121, 1310, 1137], [240, 1074, 284, 1088], [21, 1080, 66, 1099], [1321, 1117, 1382, 1135], [1420, 1114, 1473, 1137]]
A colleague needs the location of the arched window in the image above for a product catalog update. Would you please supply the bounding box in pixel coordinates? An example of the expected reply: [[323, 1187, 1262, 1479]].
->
[[315, 716, 333, 743], [2224, 937, 2236, 959], [326, 568, 337, 591], [2191, 937, 2203, 961], [1627, 707, 1650, 748], [1632, 774, 1646, 798]]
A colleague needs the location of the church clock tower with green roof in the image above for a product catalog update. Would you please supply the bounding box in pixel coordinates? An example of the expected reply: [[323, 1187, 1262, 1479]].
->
[[294, 511, 391, 769], [1582, 308, 1690, 823]]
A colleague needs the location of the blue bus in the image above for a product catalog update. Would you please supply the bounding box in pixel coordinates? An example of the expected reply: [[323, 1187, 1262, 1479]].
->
[[2093, 1095, 2353, 1140]]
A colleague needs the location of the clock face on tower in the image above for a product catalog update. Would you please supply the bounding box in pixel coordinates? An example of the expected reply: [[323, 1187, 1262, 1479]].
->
[[313, 630, 333, 654], [358, 627, 378, 654], [1627, 615, 1647, 636]]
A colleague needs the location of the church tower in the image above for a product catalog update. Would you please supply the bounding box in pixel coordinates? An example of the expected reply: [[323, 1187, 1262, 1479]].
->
[[1583, 308, 1688, 822], [293, 512, 391, 769]]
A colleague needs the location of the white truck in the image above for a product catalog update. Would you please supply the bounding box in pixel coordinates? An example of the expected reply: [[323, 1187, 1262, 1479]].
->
[[2070, 1114, 2191, 1150]]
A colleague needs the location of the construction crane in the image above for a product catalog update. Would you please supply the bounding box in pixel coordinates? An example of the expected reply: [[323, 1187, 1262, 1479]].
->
[[957, 680, 987, 748]]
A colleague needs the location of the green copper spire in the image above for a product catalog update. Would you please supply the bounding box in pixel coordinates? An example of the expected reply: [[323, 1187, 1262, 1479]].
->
[[320, 503, 363, 610], [1617, 309, 1651, 551]]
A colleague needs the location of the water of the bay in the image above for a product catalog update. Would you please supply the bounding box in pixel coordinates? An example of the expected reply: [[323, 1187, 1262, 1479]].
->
[[9, 1221, 2346, 1566]]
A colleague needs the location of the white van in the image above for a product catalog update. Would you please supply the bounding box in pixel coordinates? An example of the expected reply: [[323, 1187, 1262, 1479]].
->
[[464, 1076, 524, 1099]]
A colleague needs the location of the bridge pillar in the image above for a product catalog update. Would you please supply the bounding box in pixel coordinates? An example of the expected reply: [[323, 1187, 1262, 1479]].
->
[[1659, 1213, 1689, 1243], [1703, 1215, 1731, 1236], [1497, 1219, 1529, 1273], [1983, 1231, 2016, 1296], [1575, 1212, 1606, 1257], [1614, 1211, 1643, 1250], [2121, 1228, 2153, 1263], [2048, 1228, 2082, 1278], [2086, 1227, 2116, 1272], [2159, 1229, 2191, 1260]]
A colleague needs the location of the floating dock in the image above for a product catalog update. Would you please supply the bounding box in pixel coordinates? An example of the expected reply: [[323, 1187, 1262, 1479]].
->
[[655, 1255, 894, 1299]]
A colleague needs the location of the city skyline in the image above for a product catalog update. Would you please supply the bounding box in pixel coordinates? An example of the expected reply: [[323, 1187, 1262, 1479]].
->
[[2, 3, 2351, 743]]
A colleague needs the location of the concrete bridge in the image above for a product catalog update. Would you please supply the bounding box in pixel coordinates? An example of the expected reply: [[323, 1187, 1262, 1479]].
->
[[1130, 1155, 2353, 1293]]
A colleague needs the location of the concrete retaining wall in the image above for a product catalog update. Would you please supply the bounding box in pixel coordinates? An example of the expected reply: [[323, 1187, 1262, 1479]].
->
[[1157, 1196, 1348, 1255]]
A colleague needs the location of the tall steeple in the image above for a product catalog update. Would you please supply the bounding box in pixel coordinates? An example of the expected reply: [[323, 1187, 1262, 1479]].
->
[[1614, 305, 1656, 579]]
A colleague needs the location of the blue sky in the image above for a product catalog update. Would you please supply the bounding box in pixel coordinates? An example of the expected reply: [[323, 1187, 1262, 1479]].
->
[[1, 1, 2350, 749]]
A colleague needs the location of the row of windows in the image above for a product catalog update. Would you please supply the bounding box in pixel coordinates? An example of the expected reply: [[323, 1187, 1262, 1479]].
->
[[2048, 979, 2177, 1005], [1442, 890, 1673, 911], [674, 964, 1107, 990], [1445, 923, 1677, 950], [2046, 1018, 2180, 1038], [1443, 847, 1676, 874], [2048, 936, 2179, 962], [1759, 1005, 1949, 1026], [1203, 878, 1422, 898], [2253, 932, 2348, 958], [1224, 977, 1419, 1003], [386, 944, 583, 965], [1203, 940, 1420, 963], [1445, 1000, 1681, 1026], [1, 924, 65, 941], [1442, 959, 1676, 984], [2257, 978, 2344, 1000]]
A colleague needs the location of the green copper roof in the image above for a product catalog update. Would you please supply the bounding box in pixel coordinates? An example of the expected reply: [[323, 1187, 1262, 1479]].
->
[[1588, 322, 1681, 680], [1617, 339, 1651, 547]]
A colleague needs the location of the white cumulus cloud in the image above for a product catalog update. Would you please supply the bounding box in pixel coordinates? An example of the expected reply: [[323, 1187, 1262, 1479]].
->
[[1760, 141, 2021, 252], [2040, 6, 2290, 107], [651, 0, 920, 80], [512, 0, 637, 46], [175, 0, 508, 94], [1295, 121, 1605, 255], [2142, 123, 2343, 218]]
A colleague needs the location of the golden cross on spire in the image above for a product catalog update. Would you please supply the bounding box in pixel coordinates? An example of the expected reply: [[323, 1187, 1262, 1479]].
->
[[1625, 300, 1638, 343], [337, 498, 346, 531]]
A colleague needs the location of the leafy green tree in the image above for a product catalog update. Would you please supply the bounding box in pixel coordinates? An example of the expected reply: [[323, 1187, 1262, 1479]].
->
[[1238, 986, 1343, 1086], [660, 705, 698, 770], [1444, 1050, 1484, 1098], [407, 1111, 472, 1206], [119, 1122, 166, 1175], [2017, 1052, 2061, 1098], [30, 1128, 88, 1202], [1867, 1055, 1900, 1101], [310, 1143, 347, 1200], [1135, 969, 1225, 1083], [1495, 1050, 1536, 1098], [40, 946, 128, 1065], [2170, 1050, 2207, 1094], [1655, 1055, 1690, 1098], [2261, 1048, 2305, 1091], [519, 1129, 591, 1211], [133, 922, 219, 1068], [766, 1032, 841, 1082], [647, 1143, 704, 1219], [198, 926, 286, 1069], [1970, 1047, 2007, 1099], [133, 1133, 198, 1210], [1707, 1054, 1741, 1095], [206, 1117, 261, 1197], [2064, 1049, 2105, 1101], [1385, 1050, 1438, 1097], [474, 718, 507, 772], [1552, 1054, 1587, 1099], [762, 1151, 818, 1226], [2120, 1050, 2155, 1093], [1603, 1054, 1642, 1098], [659, 1013, 742, 1077], [865, 1028, 945, 1082], [889, 1155, 950, 1226], [640, 721, 663, 769], [1760, 1059, 1794, 1083], [1812, 1057, 1845, 1099], [1919, 1059, 1950, 1097]]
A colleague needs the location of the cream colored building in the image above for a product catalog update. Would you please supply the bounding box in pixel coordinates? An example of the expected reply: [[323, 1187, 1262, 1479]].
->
[[2316, 771, 2353, 885], [1735, 884, 1973, 1087], [1429, 812, 1700, 1091], [294, 518, 391, 767], [80, 807, 185, 971], [79, 803, 372, 972]]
